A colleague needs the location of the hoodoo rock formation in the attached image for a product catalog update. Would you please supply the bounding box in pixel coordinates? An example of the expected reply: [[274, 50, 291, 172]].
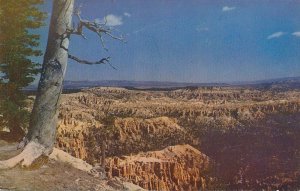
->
[[105, 145, 211, 191], [51, 87, 300, 190], [56, 116, 191, 163]]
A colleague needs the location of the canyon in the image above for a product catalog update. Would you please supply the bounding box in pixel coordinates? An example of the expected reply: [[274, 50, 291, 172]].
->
[[53, 86, 300, 190]]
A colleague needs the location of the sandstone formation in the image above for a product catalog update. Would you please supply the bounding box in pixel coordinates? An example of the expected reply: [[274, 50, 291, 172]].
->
[[55, 87, 300, 162], [56, 116, 191, 164], [52, 86, 300, 190], [106, 144, 211, 191], [59, 87, 300, 125]]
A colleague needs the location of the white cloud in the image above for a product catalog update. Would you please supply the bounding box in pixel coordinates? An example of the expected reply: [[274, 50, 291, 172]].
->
[[267, 31, 286, 40], [96, 14, 123, 27], [292, 31, 300, 37], [222, 6, 236, 12], [124, 12, 131, 17], [105, 14, 123, 26]]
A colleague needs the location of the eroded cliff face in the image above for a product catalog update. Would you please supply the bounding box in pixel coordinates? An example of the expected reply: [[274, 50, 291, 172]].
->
[[58, 87, 300, 125], [54, 87, 300, 190], [55, 87, 300, 161], [106, 145, 211, 191], [56, 116, 191, 163]]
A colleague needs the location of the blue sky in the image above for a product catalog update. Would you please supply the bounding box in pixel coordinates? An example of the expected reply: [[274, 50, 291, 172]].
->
[[36, 0, 300, 83]]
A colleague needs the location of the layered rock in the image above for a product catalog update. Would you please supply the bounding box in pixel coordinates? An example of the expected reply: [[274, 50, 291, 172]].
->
[[106, 144, 211, 191], [55, 87, 300, 163], [58, 87, 300, 124], [53, 87, 300, 190], [56, 116, 191, 164]]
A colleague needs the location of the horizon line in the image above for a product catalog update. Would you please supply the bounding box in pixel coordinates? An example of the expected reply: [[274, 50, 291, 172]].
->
[[62, 75, 300, 85]]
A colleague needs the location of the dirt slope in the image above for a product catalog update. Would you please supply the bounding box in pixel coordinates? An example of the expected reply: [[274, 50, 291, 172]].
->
[[0, 140, 144, 191]]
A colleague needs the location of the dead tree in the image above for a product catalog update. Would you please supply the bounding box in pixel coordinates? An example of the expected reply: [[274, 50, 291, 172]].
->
[[0, 0, 123, 168]]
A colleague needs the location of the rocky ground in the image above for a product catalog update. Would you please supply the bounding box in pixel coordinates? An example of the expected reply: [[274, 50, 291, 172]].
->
[[0, 141, 144, 191]]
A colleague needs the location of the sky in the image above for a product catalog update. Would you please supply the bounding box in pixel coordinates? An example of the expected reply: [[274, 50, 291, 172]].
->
[[35, 0, 300, 83]]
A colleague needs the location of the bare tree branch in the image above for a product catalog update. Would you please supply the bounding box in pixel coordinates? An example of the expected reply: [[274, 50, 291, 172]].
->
[[67, 28, 87, 40], [63, 7, 123, 71], [66, 8, 124, 50], [68, 54, 117, 70]]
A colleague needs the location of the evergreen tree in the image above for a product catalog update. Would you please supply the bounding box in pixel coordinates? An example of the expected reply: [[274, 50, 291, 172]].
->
[[0, 0, 45, 140]]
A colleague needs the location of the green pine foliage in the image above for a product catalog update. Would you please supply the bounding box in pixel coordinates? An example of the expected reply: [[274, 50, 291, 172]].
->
[[0, 0, 45, 138]]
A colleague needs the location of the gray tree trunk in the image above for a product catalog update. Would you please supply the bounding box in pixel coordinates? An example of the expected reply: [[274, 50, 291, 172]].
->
[[27, 0, 74, 150]]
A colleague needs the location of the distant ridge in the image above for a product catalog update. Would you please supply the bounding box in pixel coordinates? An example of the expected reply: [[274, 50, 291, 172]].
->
[[231, 76, 300, 85], [233, 76, 300, 90], [25, 76, 300, 91], [26, 80, 230, 90]]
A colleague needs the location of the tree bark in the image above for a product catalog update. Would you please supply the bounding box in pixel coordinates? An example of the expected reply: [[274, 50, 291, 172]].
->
[[26, 0, 74, 151]]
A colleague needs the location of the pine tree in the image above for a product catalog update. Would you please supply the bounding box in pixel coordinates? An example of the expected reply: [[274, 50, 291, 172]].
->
[[0, 0, 45, 140]]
